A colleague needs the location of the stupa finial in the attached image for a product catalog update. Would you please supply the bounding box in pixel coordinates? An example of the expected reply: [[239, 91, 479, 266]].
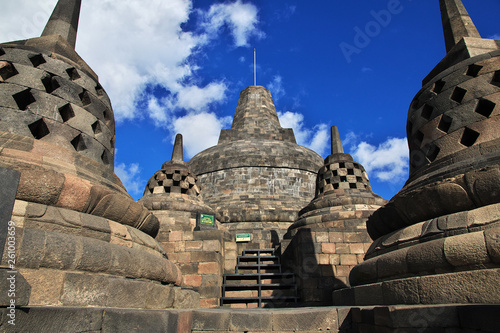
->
[[41, 0, 82, 49], [172, 134, 184, 162], [331, 126, 344, 155], [440, 0, 481, 53]]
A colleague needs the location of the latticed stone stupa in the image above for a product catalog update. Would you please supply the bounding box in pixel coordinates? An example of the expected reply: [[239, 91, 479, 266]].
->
[[0, 0, 198, 310], [337, 0, 500, 306]]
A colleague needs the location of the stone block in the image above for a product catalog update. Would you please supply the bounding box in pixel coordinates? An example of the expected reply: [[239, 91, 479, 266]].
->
[[0, 306, 104, 333], [229, 310, 272, 332], [484, 226, 500, 263], [443, 231, 489, 267], [384, 305, 459, 329], [20, 268, 65, 305], [354, 283, 384, 305], [101, 308, 169, 333], [330, 231, 344, 242], [381, 277, 420, 305], [322, 242, 336, 254], [41, 230, 77, 269], [173, 287, 200, 309], [406, 238, 451, 273], [60, 272, 109, 307], [183, 274, 202, 287], [0, 268, 30, 306], [192, 310, 230, 330], [146, 283, 175, 309], [198, 262, 219, 275], [271, 308, 338, 331], [340, 254, 358, 265], [376, 247, 409, 279], [18, 228, 46, 269], [418, 269, 500, 304]]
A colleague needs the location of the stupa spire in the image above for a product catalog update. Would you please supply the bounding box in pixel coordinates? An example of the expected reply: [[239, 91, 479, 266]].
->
[[330, 126, 344, 155], [439, 0, 481, 53], [172, 133, 184, 162], [41, 0, 82, 49]]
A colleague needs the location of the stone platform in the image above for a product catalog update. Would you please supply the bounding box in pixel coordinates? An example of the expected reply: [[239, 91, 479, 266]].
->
[[1, 304, 498, 332]]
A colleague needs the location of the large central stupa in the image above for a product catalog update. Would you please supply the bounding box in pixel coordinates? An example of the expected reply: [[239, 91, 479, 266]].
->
[[188, 86, 323, 229]]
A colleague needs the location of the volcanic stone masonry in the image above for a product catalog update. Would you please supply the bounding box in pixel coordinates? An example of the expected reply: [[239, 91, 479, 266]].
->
[[1, 0, 500, 331]]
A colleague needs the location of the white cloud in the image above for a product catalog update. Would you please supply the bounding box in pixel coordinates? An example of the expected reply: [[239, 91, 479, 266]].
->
[[349, 137, 409, 183], [267, 75, 285, 101], [176, 82, 227, 111], [488, 33, 500, 40], [173, 112, 232, 158], [278, 111, 329, 156], [203, 0, 265, 47], [115, 162, 144, 196]]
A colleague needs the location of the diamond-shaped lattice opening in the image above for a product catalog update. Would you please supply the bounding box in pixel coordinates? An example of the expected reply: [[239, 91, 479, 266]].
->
[[347, 169, 354, 175], [164, 187, 171, 193], [460, 127, 480, 147], [0, 61, 19, 81], [13, 89, 35, 110], [349, 183, 356, 189], [475, 99, 495, 118], [356, 176, 363, 182], [0, 48, 5, 56], [95, 83, 105, 97], [103, 110, 112, 123], [79, 91, 91, 107], [28, 54, 46, 67], [332, 170, 338, 177], [438, 114, 453, 133], [101, 150, 110, 165], [173, 180, 180, 186], [28, 118, 50, 139], [421, 104, 434, 120], [451, 87, 467, 103], [424, 144, 440, 162], [41, 73, 60, 93], [340, 176, 347, 182], [66, 67, 80, 81], [181, 188, 188, 194], [433, 80, 445, 94], [110, 137, 115, 149], [339, 162, 345, 168], [333, 183, 339, 190], [492, 70, 500, 87], [58, 104, 75, 122], [91, 121, 102, 134], [466, 64, 482, 77], [71, 134, 87, 151]]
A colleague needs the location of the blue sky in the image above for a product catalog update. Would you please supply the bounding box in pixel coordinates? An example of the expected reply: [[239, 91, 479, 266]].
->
[[1, 0, 499, 201]]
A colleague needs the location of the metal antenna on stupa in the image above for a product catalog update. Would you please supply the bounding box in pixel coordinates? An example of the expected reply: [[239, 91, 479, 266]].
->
[[171, 133, 184, 162], [254, 48, 257, 86], [439, 0, 481, 53], [330, 126, 344, 155], [41, 0, 82, 49]]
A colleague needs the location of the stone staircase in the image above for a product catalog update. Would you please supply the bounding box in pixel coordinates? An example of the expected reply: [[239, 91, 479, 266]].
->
[[221, 249, 299, 308]]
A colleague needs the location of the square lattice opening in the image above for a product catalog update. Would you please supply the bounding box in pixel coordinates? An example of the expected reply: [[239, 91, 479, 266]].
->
[[475, 99, 495, 118], [460, 128, 480, 147], [451, 87, 467, 103]]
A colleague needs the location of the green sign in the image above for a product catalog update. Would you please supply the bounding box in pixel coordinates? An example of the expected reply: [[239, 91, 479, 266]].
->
[[200, 214, 215, 226], [236, 233, 251, 242]]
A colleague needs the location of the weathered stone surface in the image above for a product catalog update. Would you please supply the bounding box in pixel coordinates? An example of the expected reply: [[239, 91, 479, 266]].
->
[[192, 310, 231, 330], [443, 231, 490, 267], [0, 268, 30, 307], [172, 287, 200, 309], [101, 308, 170, 333], [381, 277, 420, 305], [229, 310, 273, 332], [271, 307, 338, 331], [418, 269, 500, 304], [484, 226, 500, 263]]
